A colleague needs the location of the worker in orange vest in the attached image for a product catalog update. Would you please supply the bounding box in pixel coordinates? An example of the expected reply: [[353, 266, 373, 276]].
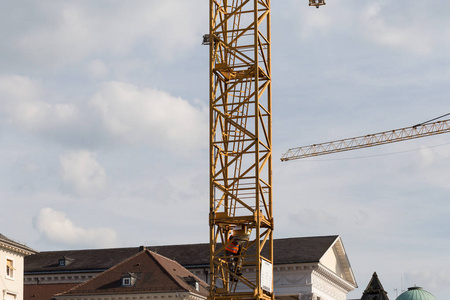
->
[[225, 234, 243, 281]]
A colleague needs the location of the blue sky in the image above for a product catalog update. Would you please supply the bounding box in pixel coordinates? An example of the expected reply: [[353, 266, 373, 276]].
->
[[1, 0, 449, 299]]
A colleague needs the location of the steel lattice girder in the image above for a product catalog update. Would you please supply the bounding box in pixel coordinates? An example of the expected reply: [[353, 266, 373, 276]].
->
[[209, 0, 274, 299], [281, 119, 450, 161]]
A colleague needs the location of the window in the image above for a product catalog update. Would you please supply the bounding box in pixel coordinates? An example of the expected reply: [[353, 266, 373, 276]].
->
[[58, 256, 73, 266], [121, 272, 137, 287], [6, 258, 14, 279], [122, 277, 131, 286], [5, 292, 17, 300], [184, 276, 200, 291]]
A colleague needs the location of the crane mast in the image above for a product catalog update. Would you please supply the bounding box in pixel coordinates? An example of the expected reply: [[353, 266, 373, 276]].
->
[[208, 0, 274, 299], [281, 119, 450, 161], [203, 0, 447, 296]]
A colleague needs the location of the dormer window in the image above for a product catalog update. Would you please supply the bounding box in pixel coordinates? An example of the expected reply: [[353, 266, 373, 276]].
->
[[121, 272, 137, 287], [58, 256, 74, 267], [184, 276, 200, 291], [122, 277, 131, 286]]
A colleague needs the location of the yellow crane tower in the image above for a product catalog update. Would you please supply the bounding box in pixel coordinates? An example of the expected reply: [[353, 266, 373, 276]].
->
[[206, 1, 325, 300], [281, 118, 450, 161]]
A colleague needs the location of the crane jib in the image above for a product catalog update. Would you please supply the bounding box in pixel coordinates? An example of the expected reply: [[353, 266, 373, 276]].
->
[[281, 119, 450, 161]]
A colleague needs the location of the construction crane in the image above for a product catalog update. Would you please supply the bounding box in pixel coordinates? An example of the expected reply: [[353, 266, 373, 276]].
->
[[281, 118, 450, 161], [207, 1, 325, 300]]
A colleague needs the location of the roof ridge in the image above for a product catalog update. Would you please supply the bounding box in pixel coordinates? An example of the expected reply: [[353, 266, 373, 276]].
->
[[278, 235, 339, 240], [149, 249, 180, 264], [40, 246, 139, 253], [318, 235, 340, 259], [54, 249, 144, 297], [35, 235, 340, 253], [149, 249, 207, 282], [148, 235, 340, 248], [148, 250, 196, 292]]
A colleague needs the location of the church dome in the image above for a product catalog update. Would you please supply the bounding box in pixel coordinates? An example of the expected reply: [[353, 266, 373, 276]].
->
[[396, 287, 436, 300]]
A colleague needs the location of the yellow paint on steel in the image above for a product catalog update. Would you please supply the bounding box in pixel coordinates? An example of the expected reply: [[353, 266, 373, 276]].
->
[[209, 0, 274, 299], [281, 119, 450, 161]]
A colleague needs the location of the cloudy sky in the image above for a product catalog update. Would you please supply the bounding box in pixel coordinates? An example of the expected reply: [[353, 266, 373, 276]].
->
[[1, 0, 449, 299]]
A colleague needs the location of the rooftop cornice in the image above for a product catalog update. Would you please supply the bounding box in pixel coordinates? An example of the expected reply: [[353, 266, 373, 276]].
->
[[316, 263, 357, 292], [328, 236, 357, 287], [0, 237, 37, 256]]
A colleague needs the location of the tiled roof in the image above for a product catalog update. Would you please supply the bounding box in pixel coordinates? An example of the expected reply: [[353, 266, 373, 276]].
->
[[25, 235, 339, 274], [270, 235, 339, 264], [24, 283, 79, 300], [150, 235, 339, 266], [56, 249, 208, 297], [25, 247, 139, 273]]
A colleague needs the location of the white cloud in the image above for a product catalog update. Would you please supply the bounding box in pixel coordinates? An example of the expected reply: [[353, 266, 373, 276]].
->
[[360, 3, 431, 55], [86, 59, 109, 79], [60, 150, 107, 195], [0, 74, 41, 102], [0, 75, 79, 131], [90, 81, 207, 150], [7, 1, 205, 69], [357, 2, 450, 56], [291, 1, 450, 57], [0, 75, 207, 151], [34, 208, 119, 248]]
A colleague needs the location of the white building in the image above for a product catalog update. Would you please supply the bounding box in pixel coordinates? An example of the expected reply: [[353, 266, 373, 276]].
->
[[0, 234, 36, 300], [189, 235, 357, 300], [25, 235, 356, 300]]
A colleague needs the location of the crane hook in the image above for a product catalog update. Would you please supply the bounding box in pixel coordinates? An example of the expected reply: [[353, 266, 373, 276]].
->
[[309, 0, 326, 8]]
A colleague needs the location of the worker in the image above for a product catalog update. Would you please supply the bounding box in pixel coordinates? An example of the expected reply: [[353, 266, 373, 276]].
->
[[225, 236, 240, 257], [225, 227, 251, 281], [225, 234, 242, 281]]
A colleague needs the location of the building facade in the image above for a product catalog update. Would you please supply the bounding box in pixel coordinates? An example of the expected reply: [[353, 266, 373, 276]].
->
[[24, 235, 357, 300], [194, 236, 357, 300], [0, 234, 36, 300]]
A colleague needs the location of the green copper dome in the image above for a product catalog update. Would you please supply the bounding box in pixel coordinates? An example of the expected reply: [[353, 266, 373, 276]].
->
[[396, 287, 436, 300]]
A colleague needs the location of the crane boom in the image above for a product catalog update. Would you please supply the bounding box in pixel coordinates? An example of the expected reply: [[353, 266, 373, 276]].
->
[[281, 119, 450, 161]]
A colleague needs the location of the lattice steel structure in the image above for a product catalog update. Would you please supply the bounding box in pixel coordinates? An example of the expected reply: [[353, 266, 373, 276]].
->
[[208, 0, 274, 300], [281, 119, 450, 161]]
